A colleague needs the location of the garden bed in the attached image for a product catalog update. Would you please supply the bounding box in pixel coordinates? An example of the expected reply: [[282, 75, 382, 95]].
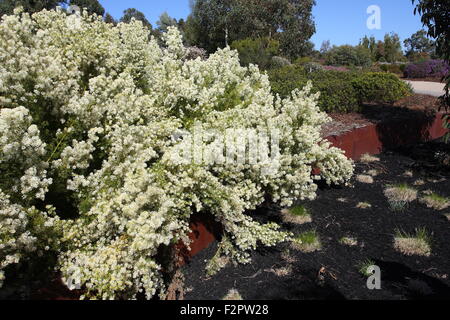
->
[[3, 93, 447, 301], [182, 144, 450, 300]]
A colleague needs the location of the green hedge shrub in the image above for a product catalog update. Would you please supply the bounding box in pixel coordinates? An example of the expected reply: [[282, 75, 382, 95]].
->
[[269, 67, 412, 112], [351, 72, 413, 103], [294, 56, 312, 65], [325, 45, 372, 67], [379, 64, 406, 74], [269, 65, 360, 113]]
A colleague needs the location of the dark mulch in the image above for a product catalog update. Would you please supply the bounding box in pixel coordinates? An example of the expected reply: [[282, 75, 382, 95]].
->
[[183, 142, 450, 300]]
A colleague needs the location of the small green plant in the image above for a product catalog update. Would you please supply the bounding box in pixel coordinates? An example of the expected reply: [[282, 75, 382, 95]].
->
[[358, 259, 376, 276], [394, 228, 432, 257], [290, 205, 309, 216], [292, 230, 321, 253], [420, 192, 450, 211], [281, 205, 312, 224]]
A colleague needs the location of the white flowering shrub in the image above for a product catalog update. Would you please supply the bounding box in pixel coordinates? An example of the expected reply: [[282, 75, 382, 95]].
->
[[0, 9, 353, 299], [0, 191, 62, 288]]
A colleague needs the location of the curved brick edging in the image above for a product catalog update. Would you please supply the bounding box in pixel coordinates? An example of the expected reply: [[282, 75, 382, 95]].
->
[[326, 111, 447, 160], [181, 111, 449, 262]]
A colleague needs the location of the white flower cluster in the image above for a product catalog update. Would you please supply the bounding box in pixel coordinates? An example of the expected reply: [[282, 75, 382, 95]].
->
[[0, 190, 60, 288], [0, 191, 36, 288], [0, 9, 353, 299], [0, 106, 51, 200]]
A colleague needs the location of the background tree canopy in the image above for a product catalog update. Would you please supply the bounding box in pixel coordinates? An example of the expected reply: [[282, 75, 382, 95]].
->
[[188, 0, 316, 59], [68, 0, 104, 17], [0, 0, 61, 16], [120, 8, 153, 30], [0, 0, 105, 17], [404, 29, 436, 58]]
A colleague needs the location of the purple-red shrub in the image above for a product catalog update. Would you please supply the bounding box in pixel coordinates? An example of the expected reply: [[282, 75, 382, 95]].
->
[[404, 60, 450, 79]]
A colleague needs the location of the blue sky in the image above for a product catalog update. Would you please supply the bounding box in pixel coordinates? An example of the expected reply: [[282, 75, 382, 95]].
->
[[98, 0, 425, 49]]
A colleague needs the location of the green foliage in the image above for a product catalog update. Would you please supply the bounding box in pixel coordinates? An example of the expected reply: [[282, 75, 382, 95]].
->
[[351, 72, 412, 103], [294, 56, 312, 65], [156, 11, 178, 33], [295, 230, 318, 245], [189, 0, 316, 59], [379, 63, 406, 74], [69, 0, 104, 17], [360, 33, 407, 63], [290, 205, 309, 217], [404, 29, 436, 58], [325, 45, 372, 67], [120, 8, 152, 30], [382, 32, 405, 63], [269, 66, 411, 113], [230, 37, 279, 70], [104, 13, 116, 25], [269, 65, 360, 113], [0, 0, 61, 16]]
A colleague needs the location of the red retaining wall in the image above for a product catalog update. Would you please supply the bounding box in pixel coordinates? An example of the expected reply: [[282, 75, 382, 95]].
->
[[326, 112, 447, 160]]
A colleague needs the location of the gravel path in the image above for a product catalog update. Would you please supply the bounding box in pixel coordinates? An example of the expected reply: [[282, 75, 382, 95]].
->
[[404, 80, 446, 97]]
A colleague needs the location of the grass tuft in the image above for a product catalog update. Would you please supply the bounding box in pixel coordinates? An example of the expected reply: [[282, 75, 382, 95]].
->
[[384, 183, 417, 211], [292, 230, 321, 253], [357, 259, 376, 276], [394, 228, 432, 257], [419, 192, 450, 211], [281, 205, 312, 225]]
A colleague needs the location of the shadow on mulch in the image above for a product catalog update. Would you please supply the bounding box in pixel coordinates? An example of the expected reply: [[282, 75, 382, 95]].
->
[[183, 146, 450, 300]]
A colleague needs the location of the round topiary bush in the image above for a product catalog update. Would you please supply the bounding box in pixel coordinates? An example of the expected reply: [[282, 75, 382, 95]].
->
[[351, 72, 413, 103], [0, 9, 353, 299]]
